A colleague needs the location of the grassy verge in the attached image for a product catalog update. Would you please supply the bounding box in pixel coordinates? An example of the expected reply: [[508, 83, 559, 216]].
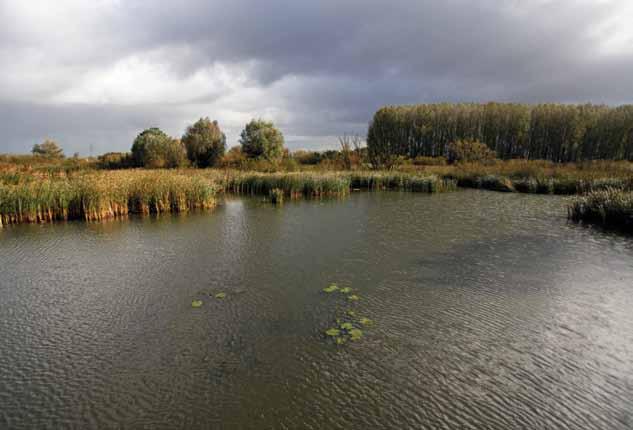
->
[[568, 188, 633, 231]]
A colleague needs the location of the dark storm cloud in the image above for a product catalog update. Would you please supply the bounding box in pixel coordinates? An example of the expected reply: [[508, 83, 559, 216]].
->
[[1, 0, 632, 154]]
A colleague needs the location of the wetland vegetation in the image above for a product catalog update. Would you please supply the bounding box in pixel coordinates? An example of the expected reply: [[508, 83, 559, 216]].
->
[[2, 103, 633, 232]]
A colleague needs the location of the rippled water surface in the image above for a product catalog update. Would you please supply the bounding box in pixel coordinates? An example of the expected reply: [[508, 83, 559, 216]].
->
[[1, 190, 633, 429]]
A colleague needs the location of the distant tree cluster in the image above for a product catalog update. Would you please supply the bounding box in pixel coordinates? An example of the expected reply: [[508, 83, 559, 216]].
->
[[128, 118, 285, 169], [32, 139, 64, 159], [367, 103, 633, 167]]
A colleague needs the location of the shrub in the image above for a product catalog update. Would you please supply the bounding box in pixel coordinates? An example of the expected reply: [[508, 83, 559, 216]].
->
[[32, 139, 64, 159], [448, 140, 496, 164], [239, 119, 285, 162], [97, 152, 134, 169], [131, 128, 187, 168], [182, 117, 226, 167]]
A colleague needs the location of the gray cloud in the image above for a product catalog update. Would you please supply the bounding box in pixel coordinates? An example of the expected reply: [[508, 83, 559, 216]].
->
[[1, 0, 632, 154]]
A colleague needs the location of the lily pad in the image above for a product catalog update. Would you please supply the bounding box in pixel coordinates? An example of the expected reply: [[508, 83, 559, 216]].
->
[[323, 284, 339, 293], [347, 294, 360, 301], [359, 317, 373, 326], [339, 287, 352, 294], [215, 292, 226, 299], [325, 328, 340, 337], [191, 300, 203, 308], [336, 337, 347, 345], [346, 310, 356, 317], [349, 328, 363, 341], [340, 322, 354, 330]]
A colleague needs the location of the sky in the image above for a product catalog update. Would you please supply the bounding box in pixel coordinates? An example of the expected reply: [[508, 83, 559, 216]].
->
[[1, 0, 633, 156]]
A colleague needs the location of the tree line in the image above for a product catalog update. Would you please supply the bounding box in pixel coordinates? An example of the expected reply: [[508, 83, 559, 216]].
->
[[367, 103, 633, 166], [99, 118, 285, 169]]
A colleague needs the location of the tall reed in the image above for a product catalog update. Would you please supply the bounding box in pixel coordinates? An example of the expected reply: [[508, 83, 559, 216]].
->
[[0, 170, 216, 226], [568, 188, 633, 231]]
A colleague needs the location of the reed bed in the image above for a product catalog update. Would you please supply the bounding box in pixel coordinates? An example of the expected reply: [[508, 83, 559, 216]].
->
[[216, 171, 352, 197], [0, 170, 216, 226], [350, 172, 457, 193], [451, 173, 633, 195], [1, 169, 456, 227], [568, 188, 633, 231]]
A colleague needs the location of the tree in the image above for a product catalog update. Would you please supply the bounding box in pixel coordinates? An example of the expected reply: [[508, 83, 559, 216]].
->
[[32, 139, 64, 158], [131, 128, 187, 168], [182, 117, 226, 167], [239, 119, 285, 162]]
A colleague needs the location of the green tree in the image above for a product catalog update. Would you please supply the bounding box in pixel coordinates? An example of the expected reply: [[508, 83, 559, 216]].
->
[[131, 128, 187, 168], [182, 117, 226, 167], [239, 119, 285, 161], [32, 139, 64, 159]]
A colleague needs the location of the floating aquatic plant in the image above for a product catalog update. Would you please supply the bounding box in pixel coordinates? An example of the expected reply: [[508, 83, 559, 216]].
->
[[320, 284, 373, 345], [340, 322, 354, 330], [349, 329, 363, 341], [359, 317, 373, 326], [215, 292, 226, 299], [323, 284, 339, 293], [325, 328, 341, 337], [191, 299, 203, 308]]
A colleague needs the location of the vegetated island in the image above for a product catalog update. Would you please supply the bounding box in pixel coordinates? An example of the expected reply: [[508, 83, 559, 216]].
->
[[2, 103, 633, 232]]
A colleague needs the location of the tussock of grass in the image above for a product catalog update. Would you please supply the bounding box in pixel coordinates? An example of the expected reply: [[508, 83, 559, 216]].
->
[[568, 188, 633, 231]]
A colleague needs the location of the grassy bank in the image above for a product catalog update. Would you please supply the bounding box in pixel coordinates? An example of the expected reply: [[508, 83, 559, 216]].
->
[[568, 188, 633, 232], [417, 160, 633, 195], [0, 169, 455, 226]]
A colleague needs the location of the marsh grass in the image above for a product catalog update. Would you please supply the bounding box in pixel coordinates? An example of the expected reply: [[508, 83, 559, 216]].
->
[[568, 188, 633, 231], [441, 160, 633, 195], [217, 171, 352, 197], [268, 188, 285, 204], [0, 170, 216, 226], [350, 172, 457, 192]]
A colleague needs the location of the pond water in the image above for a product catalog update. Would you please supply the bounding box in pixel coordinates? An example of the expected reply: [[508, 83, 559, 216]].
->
[[1, 190, 632, 429]]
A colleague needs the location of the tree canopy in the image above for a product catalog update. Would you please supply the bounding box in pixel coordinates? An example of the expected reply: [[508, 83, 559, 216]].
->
[[182, 117, 226, 167], [239, 119, 285, 162], [367, 103, 633, 167], [32, 139, 64, 158], [131, 128, 187, 168]]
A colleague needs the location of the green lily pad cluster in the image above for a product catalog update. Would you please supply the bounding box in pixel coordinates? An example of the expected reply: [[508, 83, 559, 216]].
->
[[321, 283, 375, 345], [322, 284, 358, 302], [191, 291, 228, 309], [191, 299, 203, 308]]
